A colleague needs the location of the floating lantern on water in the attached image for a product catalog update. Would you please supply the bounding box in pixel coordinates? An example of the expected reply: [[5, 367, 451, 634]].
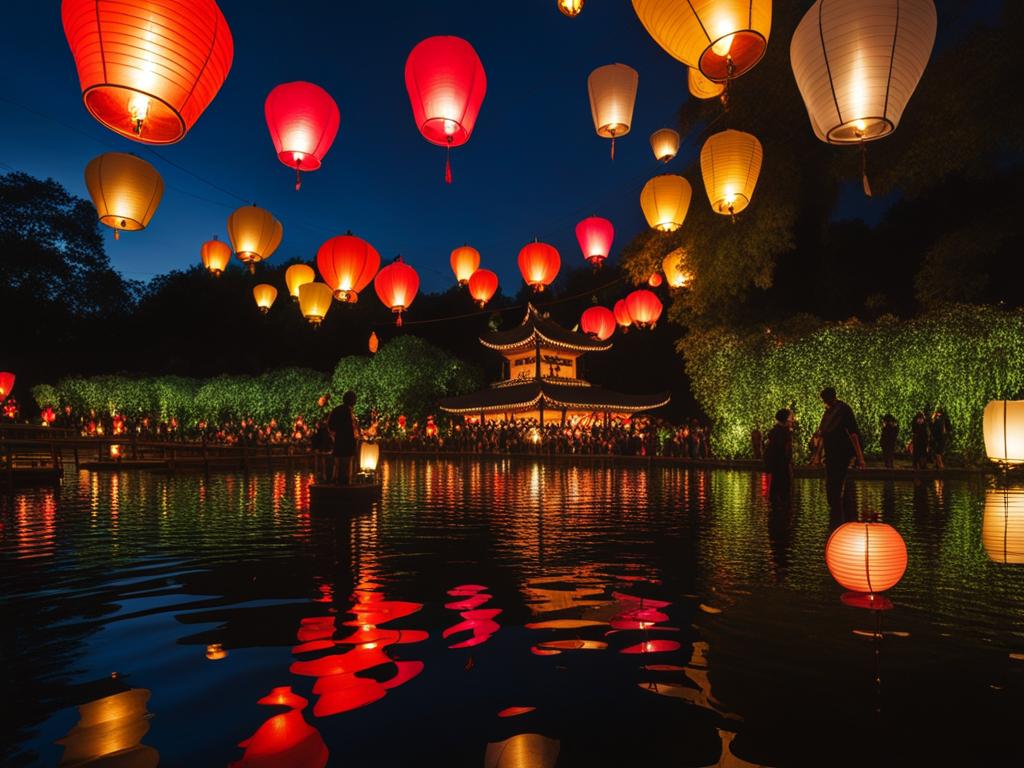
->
[[317, 234, 380, 303], [700, 129, 762, 218], [518, 241, 560, 292], [650, 128, 680, 163], [450, 245, 480, 285], [640, 174, 692, 232], [264, 81, 340, 190], [468, 268, 499, 308], [227, 205, 282, 273], [359, 442, 381, 474], [614, 299, 633, 330], [298, 282, 333, 326], [575, 216, 614, 267], [84, 153, 164, 240], [663, 249, 692, 288], [0, 372, 14, 402], [825, 521, 907, 595], [285, 264, 315, 302], [201, 236, 231, 276], [688, 67, 725, 100], [374, 257, 420, 327], [587, 63, 638, 160], [253, 284, 277, 314], [625, 289, 663, 329], [982, 487, 1024, 564], [983, 400, 1024, 466], [557, 0, 584, 17], [580, 306, 616, 341]]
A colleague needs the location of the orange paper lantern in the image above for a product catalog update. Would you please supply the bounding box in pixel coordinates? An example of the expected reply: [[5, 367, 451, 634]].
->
[[614, 299, 633, 329], [518, 241, 560, 292], [374, 256, 420, 326], [317, 234, 380, 302], [575, 216, 614, 267], [227, 205, 283, 272], [450, 245, 481, 285], [468, 268, 499, 308], [84, 152, 164, 240], [264, 81, 341, 190], [201, 236, 231, 276], [368, 332, 379, 354], [648, 272, 663, 287], [624, 289, 663, 328], [285, 264, 315, 301], [580, 306, 616, 341], [825, 521, 907, 594], [253, 284, 278, 314]]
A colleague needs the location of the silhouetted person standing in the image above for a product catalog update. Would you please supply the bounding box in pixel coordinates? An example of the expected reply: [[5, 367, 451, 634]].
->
[[911, 411, 929, 470], [814, 387, 864, 517], [930, 408, 950, 470], [328, 391, 359, 484], [880, 414, 899, 469], [763, 408, 793, 506]]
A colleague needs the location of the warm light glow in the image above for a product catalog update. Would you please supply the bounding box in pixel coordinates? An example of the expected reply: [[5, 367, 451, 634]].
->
[[663, 249, 692, 288], [206, 643, 227, 660], [468, 268, 499, 307], [575, 216, 615, 266], [587, 64, 638, 145], [317, 234, 381, 302], [405, 36, 487, 150], [201, 236, 231, 276], [227, 205, 283, 270], [360, 442, 381, 473], [298, 282, 334, 326], [374, 257, 420, 325], [285, 264, 315, 301], [614, 299, 633, 328], [624, 289, 663, 329], [825, 521, 908, 594], [264, 81, 340, 180], [580, 306, 616, 341], [450, 245, 481, 285], [983, 400, 1024, 465], [649, 128, 680, 162], [983, 488, 1024, 564], [518, 241, 561, 292], [0, 372, 14, 402], [711, 33, 735, 57], [640, 174, 692, 232], [700, 129, 763, 216], [84, 153, 164, 238], [648, 272, 663, 288], [368, 332, 379, 354], [110, 444, 121, 459], [557, 0, 585, 17], [688, 67, 725, 100], [253, 284, 278, 314]]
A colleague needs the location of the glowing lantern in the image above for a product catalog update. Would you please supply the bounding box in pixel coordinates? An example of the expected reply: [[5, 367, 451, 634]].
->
[[0, 372, 14, 402], [404, 36, 487, 183], [41, 407, 56, 426], [825, 521, 908, 594], [624, 289, 663, 329], [227, 205, 283, 272], [663, 249, 691, 288], [580, 306, 616, 341], [317, 234, 381, 302], [558, 0, 584, 17], [110, 444, 122, 459], [84, 153, 164, 240], [368, 332, 379, 354], [201, 236, 231, 276], [518, 241, 561, 292], [983, 400, 1024, 465], [298, 282, 333, 326], [587, 64, 638, 160], [640, 174, 692, 232], [648, 272, 663, 287], [700, 129, 762, 217], [631, 0, 771, 81], [205, 643, 227, 661], [468, 268, 499, 308], [688, 67, 725, 100], [575, 216, 615, 267], [285, 264, 315, 302], [650, 129, 680, 163], [360, 442, 381, 473], [374, 257, 420, 326], [983, 488, 1024, 564], [614, 299, 633, 329], [264, 81, 341, 190], [450, 245, 481, 285], [253, 284, 278, 314], [61, 0, 233, 144]]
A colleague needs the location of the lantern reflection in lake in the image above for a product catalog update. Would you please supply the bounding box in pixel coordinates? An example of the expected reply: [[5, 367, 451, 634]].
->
[[982, 487, 1024, 564], [444, 584, 502, 648], [233, 687, 328, 768], [55, 689, 159, 766]]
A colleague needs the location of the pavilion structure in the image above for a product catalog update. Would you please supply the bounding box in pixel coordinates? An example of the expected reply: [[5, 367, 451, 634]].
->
[[439, 305, 669, 426]]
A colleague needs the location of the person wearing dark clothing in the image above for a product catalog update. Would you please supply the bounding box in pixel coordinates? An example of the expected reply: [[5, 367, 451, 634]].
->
[[751, 427, 764, 460], [327, 391, 360, 484], [910, 411, 929, 470], [763, 409, 793, 505], [311, 420, 333, 481], [814, 387, 864, 517], [930, 408, 951, 470], [880, 414, 899, 469]]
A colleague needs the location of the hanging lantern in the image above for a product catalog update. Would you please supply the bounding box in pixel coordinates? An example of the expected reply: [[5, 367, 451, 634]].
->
[[557, 0, 585, 17], [640, 174, 692, 232], [359, 442, 381, 473], [650, 129, 680, 163], [648, 272, 663, 288], [580, 306, 616, 341], [614, 299, 633, 329], [450, 245, 481, 285], [404, 36, 487, 184], [62, 0, 233, 144], [368, 332, 379, 354], [317, 234, 381, 303], [264, 81, 341, 191], [298, 282, 333, 326], [374, 256, 420, 326], [227, 205, 283, 273], [700, 129, 762, 218], [84, 153, 164, 240], [688, 67, 725, 100], [631, 0, 771, 81], [587, 63, 638, 160], [468, 268, 499, 308], [201, 236, 231, 277], [663, 249, 692, 288], [253, 284, 278, 314], [285, 264, 315, 302], [0, 372, 13, 402], [825, 521, 907, 595], [624, 289, 663, 329], [518, 241, 561, 292], [983, 400, 1024, 465], [982, 488, 1024, 565], [575, 216, 614, 267]]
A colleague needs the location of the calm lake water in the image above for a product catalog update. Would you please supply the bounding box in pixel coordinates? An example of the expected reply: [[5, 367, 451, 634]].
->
[[3, 458, 1024, 767]]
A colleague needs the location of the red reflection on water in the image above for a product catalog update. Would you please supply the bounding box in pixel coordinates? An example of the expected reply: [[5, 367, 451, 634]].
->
[[621, 639, 682, 654], [444, 585, 502, 648], [15, 491, 57, 559], [498, 706, 536, 717], [232, 687, 327, 768]]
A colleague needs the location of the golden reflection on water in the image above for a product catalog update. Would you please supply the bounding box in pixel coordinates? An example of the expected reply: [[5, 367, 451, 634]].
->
[[56, 689, 158, 767]]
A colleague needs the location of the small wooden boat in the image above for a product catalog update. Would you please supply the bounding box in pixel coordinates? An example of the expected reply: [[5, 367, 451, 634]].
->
[[309, 480, 381, 512]]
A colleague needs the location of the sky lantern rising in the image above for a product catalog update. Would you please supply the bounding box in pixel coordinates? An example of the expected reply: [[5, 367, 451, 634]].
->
[[317, 234, 380, 303], [468, 268, 498, 307], [650, 128, 680, 163], [200, 236, 231, 276], [648, 272, 663, 287], [0, 372, 13, 402], [374, 257, 420, 326], [84, 153, 164, 240], [227, 205, 283, 272], [575, 216, 614, 267], [298, 282, 333, 326], [625, 289, 663, 329], [699, 129, 763, 218], [518, 241, 561, 292], [640, 174, 692, 232], [580, 306, 616, 341], [587, 64, 638, 160], [61, 0, 233, 144], [264, 81, 341, 190], [663, 249, 691, 288], [404, 36, 487, 184], [614, 299, 633, 329], [253, 284, 277, 314], [285, 264, 315, 302], [450, 245, 481, 285], [557, 0, 585, 17], [825, 521, 907, 595], [688, 67, 726, 100]]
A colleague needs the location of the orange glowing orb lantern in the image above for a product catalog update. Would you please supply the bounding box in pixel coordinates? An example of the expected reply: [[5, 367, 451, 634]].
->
[[558, 0, 585, 17], [62, 0, 233, 144], [285, 264, 315, 302], [110, 444, 122, 459], [41, 407, 56, 426], [640, 174, 692, 232], [264, 81, 341, 190], [648, 272, 663, 287], [580, 306, 616, 341], [84, 153, 164, 240], [614, 299, 633, 329], [0, 372, 14, 402], [317, 234, 380, 302], [298, 282, 333, 326], [575, 216, 614, 267], [450, 245, 481, 285], [825, 521, 908, 595], [625, 289, 663, 329], [404, 36, 487, 184], [700, 129, 763, 217], [369, 332, 379, 354], [468, 268, 499, 308], [374, 256, 420, 326], [227, 205, 283, 272], [253, 284, 278, 314], [518, 241, 561, 292], [201, 236, 231, 277], [663, 249, 691, 288], [650, 128, 681, 163]]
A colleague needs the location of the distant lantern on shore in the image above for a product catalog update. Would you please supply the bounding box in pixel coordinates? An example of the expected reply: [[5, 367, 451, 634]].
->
[[450, 245, 481, 285], [663, 249, 691, 288], [983, 400, 1024, 466], [264, 81, 340, 190], [201, 236, 231, 277], [587, 63, 638, 159], [625, 289, 663, 329], [317, 234, 380, 303], [982, 488, 1024, 564], [688, 67, 725, 100], [640, 174, 692, 232], [614, 299, 633, 329], [61, 0, 234, 144], [575, 216, 615, 267], [227, 205, 282, 272], [0, 372, 14, 402], [580, 306, 616, 341], [557, 0, 585, 17], [825, 521, 907, 595], [518, 241, 561, 292], [253, 284, 277, 314], [84, 153, 164, 240], [298, 282, 333, 326], [404, 36, 487, 184], [374, 257, 420, 326], [360, 441, 381, 473], [648, 272, 663, 287], [700, 129, 762, 218], [369, 332, 379, 354], [631, 0, 771, 81], [650, 129, 680, 163], [468, 268, 499, 307], [285, 264, 315, 302]]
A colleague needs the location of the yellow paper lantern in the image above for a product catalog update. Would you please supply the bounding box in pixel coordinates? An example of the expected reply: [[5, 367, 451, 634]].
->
[[649, 128, 680, 163], [640, 174, 692, 232], [688, 67, 725, 100], [227, 205, 283, 273], [84, 152, 164, 240], [298, 281, 333, 326], [632, 0, 771, 81], [252, 284, 277, 314], [285, 264, 315, 301], [450, 245, 481, 285], [663, 249, 692, 288], [699, 129, 763, 217], [557, 0, 584, 17], [587, 63, 638, 159], [983, 400, 1024, 465], [200, 236, 231, 277], [790, 0, 937, 145], [983, 488, 1024, 564], [359, 442, 381, 473]]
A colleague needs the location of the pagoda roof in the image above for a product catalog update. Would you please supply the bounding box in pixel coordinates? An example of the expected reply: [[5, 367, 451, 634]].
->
[[481, 305, 611, 353], [438, 381, 670, 415]]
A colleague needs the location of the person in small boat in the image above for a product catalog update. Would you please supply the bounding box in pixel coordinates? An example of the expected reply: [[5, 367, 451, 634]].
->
[[327, 391, 359, 484]]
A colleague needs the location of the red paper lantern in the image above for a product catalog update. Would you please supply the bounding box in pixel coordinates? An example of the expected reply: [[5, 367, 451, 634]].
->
[[614, 299, 633, 329], [648, 272, 663, 287], [575, 216, 614, 267], [317, 234, 381, 302], [624, 289, 663, 328], [468, 268, 499, 307], [518, 241, 560, 292], [264, 81, 340, 190], [580, 306, 616, 341], [374, 256, 420, 326], [0, 372, 14, 402], [404, 36, 487, 183], [62, 0, 233, 144], [825, 521, 907, 595]]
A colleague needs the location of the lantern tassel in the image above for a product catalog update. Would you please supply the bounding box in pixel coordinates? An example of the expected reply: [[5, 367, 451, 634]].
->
[[445, 139, 453, 184], [114, 229, 120, 241], [295, 167, 302, 192], [610, 135, 616, 161], [861, 142, 872, 197], [396, 312, 403, 328]]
